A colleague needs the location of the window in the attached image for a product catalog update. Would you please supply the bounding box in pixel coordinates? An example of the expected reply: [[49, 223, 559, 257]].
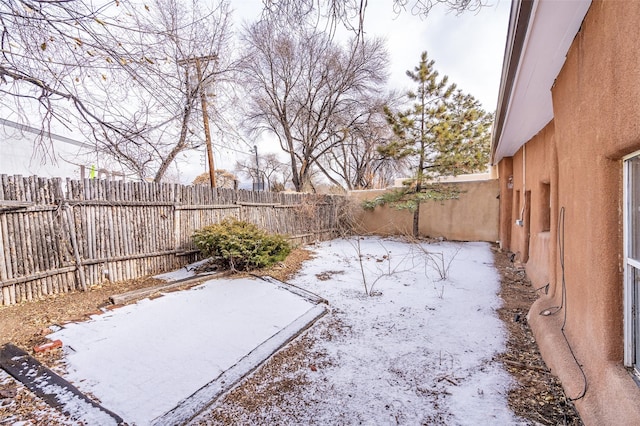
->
[[541, 183, 551, 232], [623, 153, 640, 371]]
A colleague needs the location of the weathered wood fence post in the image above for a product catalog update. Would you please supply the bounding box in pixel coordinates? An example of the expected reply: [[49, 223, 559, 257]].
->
[[62, 203, 87, 292]]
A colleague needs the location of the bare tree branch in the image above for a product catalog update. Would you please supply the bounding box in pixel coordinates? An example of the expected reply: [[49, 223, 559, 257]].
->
[[0, 0, 237, 181], [240, 20, 388, 192]]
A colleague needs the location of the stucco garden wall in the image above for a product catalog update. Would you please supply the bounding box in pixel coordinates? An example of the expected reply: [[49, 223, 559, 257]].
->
[[351, 179, 499, 242], [496, 2, 640, 423]]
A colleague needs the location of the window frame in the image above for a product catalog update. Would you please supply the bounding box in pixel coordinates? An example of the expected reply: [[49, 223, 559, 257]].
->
[[623, 151, 640, 369]]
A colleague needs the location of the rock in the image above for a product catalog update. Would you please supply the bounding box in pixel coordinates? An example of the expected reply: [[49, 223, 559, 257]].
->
[[33, 339, 63, 353]]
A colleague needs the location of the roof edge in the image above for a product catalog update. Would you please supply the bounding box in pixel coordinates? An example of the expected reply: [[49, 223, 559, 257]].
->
[[490, 0, 535, 165]]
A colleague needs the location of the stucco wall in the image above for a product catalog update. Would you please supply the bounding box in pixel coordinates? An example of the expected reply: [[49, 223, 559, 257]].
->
[[504, 123, 556, 288], [497, 157, 513, 251], [497, 1, 640, 423], [351, 179, 499, 242]]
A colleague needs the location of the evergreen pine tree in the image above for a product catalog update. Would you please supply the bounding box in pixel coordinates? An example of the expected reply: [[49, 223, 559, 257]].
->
[[366, 51, 493, 237]]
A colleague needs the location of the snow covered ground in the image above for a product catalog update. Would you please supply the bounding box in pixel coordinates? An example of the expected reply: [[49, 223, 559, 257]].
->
[[193, 237, 525, 425], [38, 237, 522, 425], [47, 278, 321, 425]]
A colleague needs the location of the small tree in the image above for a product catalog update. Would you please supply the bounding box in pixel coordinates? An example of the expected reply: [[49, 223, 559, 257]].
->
[[192, 218, 291, 272], [366, 51, 492, 236], [235, 153, 291, 192]]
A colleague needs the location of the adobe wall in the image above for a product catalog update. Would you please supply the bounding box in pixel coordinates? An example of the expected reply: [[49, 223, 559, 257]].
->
[[502, 124, 556, 289], [497, 157, 513, 251], [350, 179, 499, 242], [498, 1, 640, 423], [349, 189, 414, 236]]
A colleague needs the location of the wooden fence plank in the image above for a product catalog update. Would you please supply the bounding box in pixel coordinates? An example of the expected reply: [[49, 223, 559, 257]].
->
[[0, 175, 343, 305], [63, 204, 87, 291]]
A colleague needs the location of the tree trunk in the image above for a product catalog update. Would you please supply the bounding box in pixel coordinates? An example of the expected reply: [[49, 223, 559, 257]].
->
[[300, 172, 315, 193], [298, 159, 315, 192], [412, 202, 420, 237], [154, 103, 193, 183]]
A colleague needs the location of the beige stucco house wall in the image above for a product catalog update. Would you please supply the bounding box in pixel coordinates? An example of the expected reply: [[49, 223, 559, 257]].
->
[[492, 1, 640, 423]]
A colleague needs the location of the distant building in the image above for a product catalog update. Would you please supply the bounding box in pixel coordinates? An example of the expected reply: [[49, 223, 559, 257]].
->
[[0, 118, 124, 180]]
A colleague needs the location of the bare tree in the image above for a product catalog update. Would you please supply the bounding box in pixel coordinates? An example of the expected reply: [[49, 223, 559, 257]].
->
[[240, 20, 388, 192], [88, 0, 235, 182], [235, 152, 291, 191], [316, 95, 405, 190], [260, 0, 488, 39], [0, 0, 235, 182], [0, 0, 132, 152]]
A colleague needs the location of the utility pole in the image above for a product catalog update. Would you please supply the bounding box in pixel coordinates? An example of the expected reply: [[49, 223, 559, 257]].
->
[[178, 55, 218, 187], [254, 145, 261, 191]]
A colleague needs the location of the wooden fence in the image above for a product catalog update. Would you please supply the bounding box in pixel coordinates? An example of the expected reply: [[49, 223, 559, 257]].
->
[[0, 175, 344, 306]]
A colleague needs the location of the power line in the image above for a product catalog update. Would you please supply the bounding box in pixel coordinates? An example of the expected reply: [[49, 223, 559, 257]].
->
[[215, 144, 251, 155]]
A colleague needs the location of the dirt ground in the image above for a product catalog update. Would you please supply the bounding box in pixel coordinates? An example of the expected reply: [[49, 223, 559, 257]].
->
[[0, 246, 582, 425], [493, 248, 582, 425]]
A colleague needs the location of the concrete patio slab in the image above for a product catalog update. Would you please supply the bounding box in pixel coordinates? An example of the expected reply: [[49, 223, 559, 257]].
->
[[46, 276, 327, 425]]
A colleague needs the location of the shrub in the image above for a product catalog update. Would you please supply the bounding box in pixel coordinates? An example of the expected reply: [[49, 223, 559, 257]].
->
[[192, 218, 291, 272]]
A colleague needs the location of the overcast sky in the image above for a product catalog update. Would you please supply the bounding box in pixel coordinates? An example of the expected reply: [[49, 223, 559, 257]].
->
[[2, 1, 512, 183], [207, 0, 511, 177], [232, 0, 511, 110], [365, 0, 511, 110]]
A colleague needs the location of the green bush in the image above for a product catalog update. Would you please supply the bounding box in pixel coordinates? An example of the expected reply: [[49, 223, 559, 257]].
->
[[192, 218, 291, 272]]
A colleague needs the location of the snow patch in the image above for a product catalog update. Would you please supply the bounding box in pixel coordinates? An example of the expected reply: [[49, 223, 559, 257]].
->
[[49, 277, 317, 425]]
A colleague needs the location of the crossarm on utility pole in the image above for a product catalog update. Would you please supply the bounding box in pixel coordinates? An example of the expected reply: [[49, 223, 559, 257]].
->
[[178, 55, 218, 188]]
